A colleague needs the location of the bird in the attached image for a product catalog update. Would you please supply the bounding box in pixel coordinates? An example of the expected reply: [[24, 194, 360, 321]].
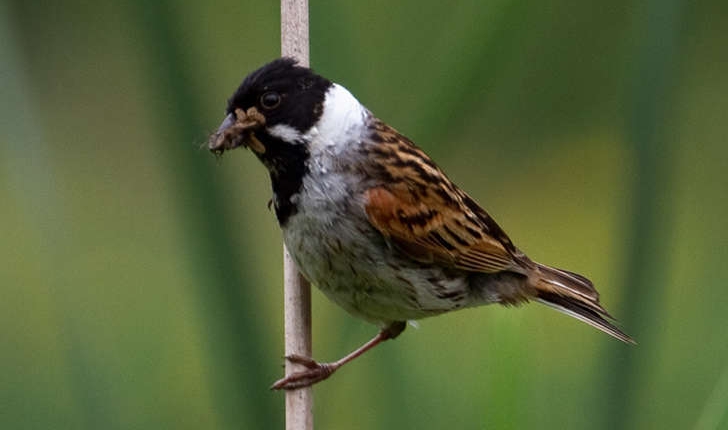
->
[[208, 58, 634, 390]]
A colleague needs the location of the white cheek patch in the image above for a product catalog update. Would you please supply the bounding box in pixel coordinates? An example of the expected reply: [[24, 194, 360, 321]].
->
[[267, 124, 304, 142]]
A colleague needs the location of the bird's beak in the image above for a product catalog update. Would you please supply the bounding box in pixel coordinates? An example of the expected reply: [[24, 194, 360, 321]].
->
[[208, 107, 266, 155], [216, 113, 236, 135]]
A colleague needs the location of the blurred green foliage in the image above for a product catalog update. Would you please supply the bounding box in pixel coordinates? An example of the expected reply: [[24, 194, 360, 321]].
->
[[2, 0, 728, 429]]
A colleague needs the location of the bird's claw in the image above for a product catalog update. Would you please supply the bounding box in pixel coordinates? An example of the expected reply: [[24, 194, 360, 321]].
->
[[270, 355, 336, 390]]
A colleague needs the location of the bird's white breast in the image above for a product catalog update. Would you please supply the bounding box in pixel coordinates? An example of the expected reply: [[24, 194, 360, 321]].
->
[[280, 83, 471, 325]]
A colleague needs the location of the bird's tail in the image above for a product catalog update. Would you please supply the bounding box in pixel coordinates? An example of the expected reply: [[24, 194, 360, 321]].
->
[[533, 263, 635, 344]]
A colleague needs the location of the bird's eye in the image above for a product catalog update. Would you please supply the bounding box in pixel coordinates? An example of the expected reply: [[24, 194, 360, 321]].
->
[[260, 91, 281, 110]]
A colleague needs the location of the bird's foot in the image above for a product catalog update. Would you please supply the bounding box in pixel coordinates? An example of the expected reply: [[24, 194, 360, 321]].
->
[[270, 355, 337, 390]]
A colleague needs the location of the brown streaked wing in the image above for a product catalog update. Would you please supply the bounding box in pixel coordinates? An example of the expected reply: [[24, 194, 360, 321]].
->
[[365, 184, 521, 274]]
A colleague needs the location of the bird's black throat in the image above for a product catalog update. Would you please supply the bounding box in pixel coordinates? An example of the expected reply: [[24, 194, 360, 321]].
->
[[253, 131, 309, 226]]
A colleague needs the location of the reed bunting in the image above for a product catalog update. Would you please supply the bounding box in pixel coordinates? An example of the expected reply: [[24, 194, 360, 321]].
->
[[208, 58, 634, 390]]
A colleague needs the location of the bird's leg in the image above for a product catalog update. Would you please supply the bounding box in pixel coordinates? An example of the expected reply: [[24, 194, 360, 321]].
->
[[271, 321, 406, 390]]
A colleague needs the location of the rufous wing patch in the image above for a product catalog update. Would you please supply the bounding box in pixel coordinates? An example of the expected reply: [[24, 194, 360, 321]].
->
[[365, 186, 517, 273]]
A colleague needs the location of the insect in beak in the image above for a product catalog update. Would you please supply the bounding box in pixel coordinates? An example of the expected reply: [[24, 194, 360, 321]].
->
[[208, 107, 266, 155]]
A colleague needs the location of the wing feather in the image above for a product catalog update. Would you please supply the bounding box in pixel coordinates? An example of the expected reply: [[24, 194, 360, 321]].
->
[[361, 119, 527, 274], [365, 184, 520, 274]]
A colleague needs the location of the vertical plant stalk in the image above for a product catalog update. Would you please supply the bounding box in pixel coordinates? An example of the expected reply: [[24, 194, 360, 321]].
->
[[280, 1, 312, 429], [281, 0, 309, 67], [282, 247, 312, 429]]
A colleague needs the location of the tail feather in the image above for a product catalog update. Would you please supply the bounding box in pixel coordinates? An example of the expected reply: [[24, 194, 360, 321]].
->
[[534, 263, 635, 344], [536, 264, 600, 303], [536, 292, 635, 344]]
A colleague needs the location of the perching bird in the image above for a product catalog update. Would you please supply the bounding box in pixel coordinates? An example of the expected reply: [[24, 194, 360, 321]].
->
[[208, 58, 634, 390]]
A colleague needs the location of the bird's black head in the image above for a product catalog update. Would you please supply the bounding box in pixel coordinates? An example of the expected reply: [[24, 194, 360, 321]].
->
[[209, 58, 332, 155], [232, 58, 332, 132], [208, 58, 332, 225]]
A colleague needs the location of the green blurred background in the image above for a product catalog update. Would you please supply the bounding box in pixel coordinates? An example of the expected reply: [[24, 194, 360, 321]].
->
[[2, 0, 727, 429]]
